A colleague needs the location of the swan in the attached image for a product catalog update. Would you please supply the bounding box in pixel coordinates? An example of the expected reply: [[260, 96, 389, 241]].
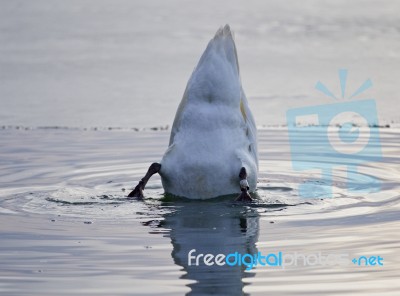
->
[[129, 25, 258, 201]]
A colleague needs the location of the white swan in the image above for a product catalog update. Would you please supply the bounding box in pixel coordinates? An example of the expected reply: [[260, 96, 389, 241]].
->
[[129, 25, 258, 200]]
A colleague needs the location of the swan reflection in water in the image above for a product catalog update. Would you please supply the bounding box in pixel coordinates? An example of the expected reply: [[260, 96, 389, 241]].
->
[[142, 197, 260, 295]]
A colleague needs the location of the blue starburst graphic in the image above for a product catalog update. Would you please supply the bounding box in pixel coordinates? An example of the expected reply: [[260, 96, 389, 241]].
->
[[315, 69, 373, 100], [286, 69, 382, 198]]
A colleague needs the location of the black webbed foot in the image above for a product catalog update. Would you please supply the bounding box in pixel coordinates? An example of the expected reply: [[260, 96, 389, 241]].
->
[[128, 180, 145, 199], [235, 167, 253, 202], [128, 163, 161, 199], [236, 190, 253, 202]]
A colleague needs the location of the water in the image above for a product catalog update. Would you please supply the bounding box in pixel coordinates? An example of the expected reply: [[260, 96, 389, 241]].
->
[[1, 0, 400, 128], [1, 0, 400, 294], [0, 128, 399, 295]]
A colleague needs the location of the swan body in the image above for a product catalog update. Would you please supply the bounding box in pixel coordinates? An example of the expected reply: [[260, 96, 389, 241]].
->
[[158, 25, 258, 199]]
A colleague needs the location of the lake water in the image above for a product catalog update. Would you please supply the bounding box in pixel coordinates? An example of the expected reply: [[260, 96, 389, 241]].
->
[[0, 128, 399, 295], [1, 0, 400, 128], [1, 0, 400, 295]]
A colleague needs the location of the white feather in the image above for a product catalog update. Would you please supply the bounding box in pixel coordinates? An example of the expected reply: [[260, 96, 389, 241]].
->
[[160, 25, 258, 199]]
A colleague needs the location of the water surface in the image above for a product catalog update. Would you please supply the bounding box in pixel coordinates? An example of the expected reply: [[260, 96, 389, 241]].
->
[[0, 128, 399, 295]]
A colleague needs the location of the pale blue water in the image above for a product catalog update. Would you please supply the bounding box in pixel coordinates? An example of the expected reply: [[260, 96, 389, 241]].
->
[[0, 0, 400, 128], [0, 128, 399, 295], [1, 1, 400, 295]]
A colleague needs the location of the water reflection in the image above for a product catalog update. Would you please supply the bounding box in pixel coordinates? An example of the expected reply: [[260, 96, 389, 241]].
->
[[143, 198, 259, 295]]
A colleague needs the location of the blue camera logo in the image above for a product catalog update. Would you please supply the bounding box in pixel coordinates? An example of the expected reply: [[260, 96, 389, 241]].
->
[[286, 70, 382, 198]]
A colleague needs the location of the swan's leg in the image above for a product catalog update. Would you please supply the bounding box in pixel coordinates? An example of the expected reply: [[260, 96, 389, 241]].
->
[[128, 163, 161, 199], [236, 167, 253, 202]]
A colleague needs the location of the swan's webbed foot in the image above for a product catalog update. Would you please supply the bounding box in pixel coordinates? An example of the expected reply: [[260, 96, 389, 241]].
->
[[128, 162, 161, 199], [128, 180, 145, 199], [235, 167, 253, 202], [236, 190, 252, 202]]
